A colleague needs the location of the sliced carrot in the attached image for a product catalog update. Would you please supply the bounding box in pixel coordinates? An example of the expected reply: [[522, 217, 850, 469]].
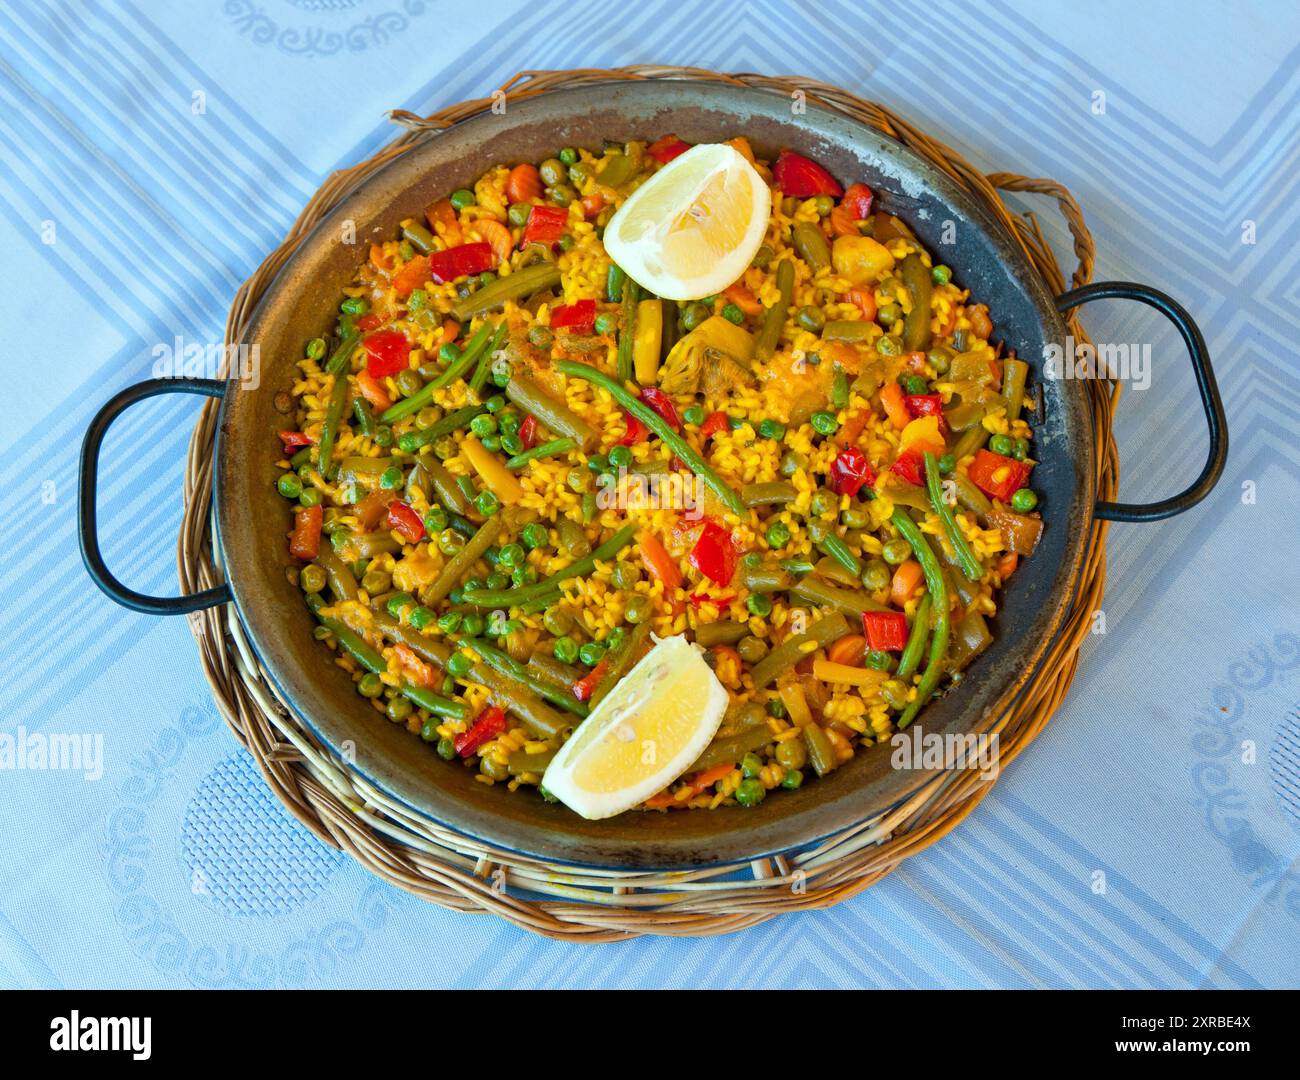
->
[[997, 552, 1019, 578], [880, 381, 910, 430], [391, 254, 429, 299], [356, 370, 393, 413], [846, 287, 876, 322], [440, 319, 460, 345], [505, 163, 542, 205], [637, 529, 682, 590], [425, 198, 463, 246], [369, 243, 391, 272], [724, 283, 762, 317], [834, 406, 872, 448], [579, 192, 606, 219], [903, 350, 928, 373], [829, 204, 859, 238], [827, 633, 867, 667], [477, 218, 514, 267], [645, 762, 735, 809], [392, 643, 436, 688], [890, 559, 924, 607]]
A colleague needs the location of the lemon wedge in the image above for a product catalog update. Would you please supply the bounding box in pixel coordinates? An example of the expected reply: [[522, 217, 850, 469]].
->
[[603, 143, 771, 301], [542, 635, 729, 819]]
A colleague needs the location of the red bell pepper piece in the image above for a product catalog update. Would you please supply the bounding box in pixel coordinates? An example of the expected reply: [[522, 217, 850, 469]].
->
[[520, 204, 568, 249], [386, 500, 425, 544], [829, 445, 876, 497], [638, 387, 681, 431], [863, 610, 909, 652], [391, 253, 430, 298], [967, 449, 1032, 503], [426, 242, 493, 283], [573, 658, 609, 704], [889, 448, 927, 486], [278, 430, 314, 452], [362, 330, 410, 378], [699, 410, 731, 439], [550, 299, 597, 334], [518, 414, 538, 451], [355, 312, 384, 332], [455, 706, 506, 757], [904, 393, 948, 434], [773, 149, 843, 198], [617, 412, 649, 446], [288, 504, 322, 560], [688, 521, 739, 586], [842, 182, 874, 219], [647, 134, 691, 164]]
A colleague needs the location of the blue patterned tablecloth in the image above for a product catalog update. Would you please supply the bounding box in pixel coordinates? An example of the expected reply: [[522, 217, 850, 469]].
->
[[1, 0, 1297, 989]]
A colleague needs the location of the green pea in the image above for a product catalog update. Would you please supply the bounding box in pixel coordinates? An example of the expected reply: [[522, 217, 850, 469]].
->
[[553, 636, 580, 664], [437, 611, 462, 634], [877, 302, 901, 326], [862, 558, 891, 591], [438, 342, 462, 366], [394, 369, 421, 397], [379, 465, 403, 490], [1013, 437, 1030, 461], [766, 697, 787, 718], [436, 735, 456, 759], [746, 593, 773, 617], [751, 245, 774, 269], [840, 506, 869, 529], [498, 543, 525, 569], [681, 302, 710, 331], [813, 195, 834, 217], [809, 489, 836, 517], [541, 609, 572, 639], [765, 521, 791, 549], [734, 777, 766, 807], [449, 188, 476, 210], [810, 411, 838, 436], [341, 296, 368, 316], [578, 641, 607, 666], [757, 418, 786, 440], [587, 454, 608, 473], [624, 594, 651, 624], [373, 425, 395, 448], [741, 752, 763, 779], [386, 696, 413, 723], [932, 264, 952, 285], [796, 305, 825, 333], [781, 769, 804, 790], [904, 375, 928, 395], [520, 522, 549, 551], [989, 434, 1014, 456], [361, 568, 391, 595], [539, 158, 567, 187], [485, 571, 509, 590], [306, 337, 326, 360], [721, 303, 745, 325], [938, 453, 956, 475], [446, 651, 473, 678], [558, 147, 578, 166], [611, 562, 641, 589], [865, 649, 893, 671], [882, 538, 912, 565], [567, 162, 589, 187], [357, 672, 384, 698], [547, 184, 575, 207], [469, 414, 498, 438], [1011, 488, 1038, 512], [422, 508, 448, 535], [277, 473, 302, 499], [527, 324, 554, 350], [477, 271, 497, 289], [737, 636, 768, 664], [779, 451, 807, 478], [507, 202, 531, 228], [299, 486, 321, 508], [775, 738, 806, 770], [608, 444, 632, 468], [881, 679, 910, 711], [437, 529, 465, 556], [386, 592, 415, 618], [474, 490, 500, 517], [431, 436, 454, 459], [927, 346, 953, 374], [299, 563, 327, 594], [498, 410, 521, 435], [875, 334, 901, 357], [683, 405, 705, 426], [408, 606, 434, 631], [593, 312, 617, 336]]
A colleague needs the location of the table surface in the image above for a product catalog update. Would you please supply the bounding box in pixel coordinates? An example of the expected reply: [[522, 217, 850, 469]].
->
[[2, 0, 1297, 989]]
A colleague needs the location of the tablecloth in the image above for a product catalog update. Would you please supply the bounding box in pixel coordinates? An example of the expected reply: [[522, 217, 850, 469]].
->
[[1, 0, 1297, 989]]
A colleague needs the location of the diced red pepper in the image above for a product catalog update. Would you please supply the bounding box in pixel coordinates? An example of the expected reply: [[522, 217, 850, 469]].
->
[[842, 182, 874, 219], [688, 521, 739, 586], [520, 204, 569, 249], [904, 393, 948, 434], [426, 242, 494, 283], [699, 410, 731, 439], [278, 430, 314, 451], [386, 500, 425, 544], [773, 149, 843, 198], [518, 414, 538, 450], [889, 448, 927, 486], [829, 445, 876, 497], [617, 412, 649, 446], [863, 610, 909, 652], [638, 387, 681, 431], [288, 504, 322, 560], [573, 658, 609, 704], [355, 312, 384, 332], [550, 299, 597, 334], [647, 134, 692, 164], [455, 705, 506, 757], [967, 449, 1032, 503], [391, 253, 430, 298], [362, 330, 410, 378]]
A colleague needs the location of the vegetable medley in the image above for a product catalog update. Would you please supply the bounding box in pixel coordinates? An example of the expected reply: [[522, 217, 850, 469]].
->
[[274, 134, 1043, 816]]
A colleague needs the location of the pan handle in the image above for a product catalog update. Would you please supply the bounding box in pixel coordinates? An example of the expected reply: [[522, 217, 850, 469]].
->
[[1055, 281, 1227, 522], [79, 378, 232, 614]]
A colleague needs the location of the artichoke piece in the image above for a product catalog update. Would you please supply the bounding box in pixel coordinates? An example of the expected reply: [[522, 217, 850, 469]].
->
[[658, 315, 756, 396]]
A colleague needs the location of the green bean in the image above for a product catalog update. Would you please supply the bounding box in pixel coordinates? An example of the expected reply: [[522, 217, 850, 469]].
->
[[467, 327, 500, 396], [944, 402, 985, 432], [754, 259, 795, 361], [899, 253, 933, 352], [461, 524, 638, 609], [740, 481, 797, 507], [689, 726, 775, 773], [925, 451, 982, 581], [816, 533, 861, 577], [791, 223, 831, 272], [813, 556, 860, 588], [895, 593, 931, 683], [451, 262, 562, 322], [422, 458, 473, 516], [426, 516, 502, 606], [890, 509, 950, 729], [335, 456, 396, 484], [831, 369, 850, 410], [556, 518, 592, 558], [589, 622, 652, 708], [951, 423, 989, 462], [505, 374, 597, 451], [528, 653, 584, 691], [399, 402, 486, 452], [555, 361, 746, 517], [459, 637, 588, 717], [821, 319, 873, 343], [750, 612, 851, 689], [315, 547, 359, 602], [606, 263, 626, 303], [692, 620, 751, 647], [380, 323, 492, 424], [317, 331, 361, 478], [802, 724, 838, 777], [789, 579, 887, 619], [1002, 357, 1029, 421], [507, 747, 557, 776], [402, 219, 436, 254], [952, 475, 994, 524], [353, 397, 378, 438], [616, 278, 639, 383], [739, 562, 793, 594], [315, 611, 467, 719], [505, 437, 578, 471]]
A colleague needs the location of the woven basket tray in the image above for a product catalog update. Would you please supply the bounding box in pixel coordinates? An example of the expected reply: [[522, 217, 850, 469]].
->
[[178, 66, 1118, 941]]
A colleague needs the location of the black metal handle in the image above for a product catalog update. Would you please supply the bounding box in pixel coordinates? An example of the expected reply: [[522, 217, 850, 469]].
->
[[1055, 281, 1227, 522], [79, 378, 231, 614]]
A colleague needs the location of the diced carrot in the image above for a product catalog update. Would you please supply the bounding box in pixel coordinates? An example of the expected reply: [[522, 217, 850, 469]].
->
[[505, 163, 542, 204], [846, 287, 876, 322], [834, 407, 872, 448], [827, 633, 867, 667], [391, 254, 429, 298], [890, 559, 924, 607], [724, 283, 762, 317], [393, 643, 437, 688], [369, 243, 391, 272], [903, 351, 928, 372], [425, 198, 462, 246], [579, 192, 606, 219], [637, 529, 682, 590], [644, 762, 735, 809], [997, 552, 1019, 578], [880, 381, 910, 430], [440, 319, 460, 345], [969, 304, 992, 340], [476, 218, 514, 267], [356, 370, 393, 413], [829, 203, 859, 238]]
